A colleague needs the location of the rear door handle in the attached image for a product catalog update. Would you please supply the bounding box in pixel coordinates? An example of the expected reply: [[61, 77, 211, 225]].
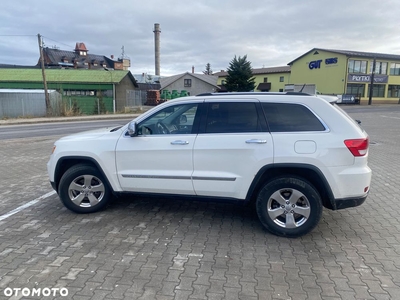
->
[[245, 139, 267, 144], [171, 140, 189, 145]]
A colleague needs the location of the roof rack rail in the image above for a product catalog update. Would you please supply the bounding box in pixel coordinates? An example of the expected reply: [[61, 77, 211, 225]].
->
[[196, 92, 311, 97]]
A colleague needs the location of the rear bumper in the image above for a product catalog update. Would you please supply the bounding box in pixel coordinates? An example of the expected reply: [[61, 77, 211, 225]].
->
[[331, 194, 368, 210]]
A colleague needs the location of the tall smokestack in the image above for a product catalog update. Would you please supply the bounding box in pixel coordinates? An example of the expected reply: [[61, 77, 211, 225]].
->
[[153, 23, 161, 76]]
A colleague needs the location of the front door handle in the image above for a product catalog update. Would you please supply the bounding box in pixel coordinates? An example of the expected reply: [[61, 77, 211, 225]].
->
[[245, 139, 267, 144], [171, 140, 189, 145]]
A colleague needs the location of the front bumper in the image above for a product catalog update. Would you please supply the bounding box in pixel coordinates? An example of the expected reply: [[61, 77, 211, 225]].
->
[[50, 181, 57, 192]]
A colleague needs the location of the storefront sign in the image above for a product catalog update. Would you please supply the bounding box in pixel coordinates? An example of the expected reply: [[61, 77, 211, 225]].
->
[[309, 57, 338, 69], [325, 58, 338, 65], [347, 74, 388, 83], [309, 60, 322, 69]]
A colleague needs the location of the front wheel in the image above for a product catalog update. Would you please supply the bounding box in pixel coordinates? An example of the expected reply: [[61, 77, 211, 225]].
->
[[58, 164, 112, 213], [256, 177, 322, 237]]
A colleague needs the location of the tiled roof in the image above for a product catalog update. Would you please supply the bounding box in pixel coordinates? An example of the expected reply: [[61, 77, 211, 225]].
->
[[288, 48, 400, 65], [214, 66, 291, 77], [43, 48, 114, 69], [0, 68, 136, 85]]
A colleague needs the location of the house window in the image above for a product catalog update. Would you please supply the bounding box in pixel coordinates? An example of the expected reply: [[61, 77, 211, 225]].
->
[[279, 76, 284, 82], [348, 59, 367, 74], [367, 84, 385, 97], [263, 77, 268, 83], [79, 51, 87, 56], [279, 89, 283, 92], [184, 79, 192, 87], [390, 63, 400, 75], [221, 80, 226, 85], [370, 61, 387, 74], [388, 85, 400, 97]]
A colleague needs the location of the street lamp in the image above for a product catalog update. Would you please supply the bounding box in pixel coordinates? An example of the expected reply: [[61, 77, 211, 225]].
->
[[104, 67, 116, 113]]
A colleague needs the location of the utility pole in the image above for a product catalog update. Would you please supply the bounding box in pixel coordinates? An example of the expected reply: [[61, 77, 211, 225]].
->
[[37, 34, 52, 115], [368, 57, 376, 105]]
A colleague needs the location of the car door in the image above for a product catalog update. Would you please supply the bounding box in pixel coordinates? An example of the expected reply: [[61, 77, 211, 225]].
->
[[115, 101, 201, 195], [192, 99, 274, 200]]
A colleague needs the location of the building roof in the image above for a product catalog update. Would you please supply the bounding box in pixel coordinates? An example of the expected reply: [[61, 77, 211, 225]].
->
[[214, 66, 291, 77], [160, 72, 219, 89], [0, 68, 138, 86], [42, 47, 116, 69], [288, 48, 400, 65]]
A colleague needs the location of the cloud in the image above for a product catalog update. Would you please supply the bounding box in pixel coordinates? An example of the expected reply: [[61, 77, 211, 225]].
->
[[1, 0, 399, 76]]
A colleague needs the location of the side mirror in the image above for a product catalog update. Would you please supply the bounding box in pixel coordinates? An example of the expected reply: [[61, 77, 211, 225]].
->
[[127, 121, 138, 137]]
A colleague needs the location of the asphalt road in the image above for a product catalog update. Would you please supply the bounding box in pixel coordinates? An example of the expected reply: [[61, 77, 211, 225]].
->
[[0, 118, 133, 140]]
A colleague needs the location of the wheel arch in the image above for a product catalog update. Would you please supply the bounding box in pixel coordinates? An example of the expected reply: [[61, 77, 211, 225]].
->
[[54, 156, 114, 193], [246, 163, 335, 209]]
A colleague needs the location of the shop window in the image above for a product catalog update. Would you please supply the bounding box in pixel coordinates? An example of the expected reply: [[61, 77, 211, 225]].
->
[[279, 76, 284, 82], [367, 84, 385, 97], [348, 59, 367, 74], [184, 79, 192, 87], [346, 84, 365, 97], [390, 63, 400, 75], [388, 85, 400, 98], [370, 61, 387, 74]]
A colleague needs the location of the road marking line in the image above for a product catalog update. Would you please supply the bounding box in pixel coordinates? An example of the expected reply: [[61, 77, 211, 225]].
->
[[0, 191, 56, 221]]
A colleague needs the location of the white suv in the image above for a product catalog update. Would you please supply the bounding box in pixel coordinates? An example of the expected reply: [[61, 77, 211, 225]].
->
[[47, 93, 371, 237]]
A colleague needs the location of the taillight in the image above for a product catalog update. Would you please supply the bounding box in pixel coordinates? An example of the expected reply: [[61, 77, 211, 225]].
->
[[344, 138, 369, 157]]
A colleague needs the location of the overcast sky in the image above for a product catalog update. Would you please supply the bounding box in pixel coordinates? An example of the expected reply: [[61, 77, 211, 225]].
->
[[1, 0, 400, 76]]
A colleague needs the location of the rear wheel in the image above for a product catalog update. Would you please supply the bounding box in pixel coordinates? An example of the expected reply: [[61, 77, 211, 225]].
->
[[58, 164, 112, 213], [256, 177, 322, 237]]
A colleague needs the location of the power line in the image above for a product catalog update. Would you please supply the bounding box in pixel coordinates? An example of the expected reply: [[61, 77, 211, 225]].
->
[[42, 35, 74, 50]]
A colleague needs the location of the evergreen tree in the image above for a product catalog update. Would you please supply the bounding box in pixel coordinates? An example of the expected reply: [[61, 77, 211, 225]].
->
[[203, 63, 213, 75], [225, 55, 255, 92]]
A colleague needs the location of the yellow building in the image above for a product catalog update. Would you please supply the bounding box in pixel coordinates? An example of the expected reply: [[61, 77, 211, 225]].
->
[[215, 48, 400, 104], [215, 66, 290, 92], [288, 48, 400, 104]]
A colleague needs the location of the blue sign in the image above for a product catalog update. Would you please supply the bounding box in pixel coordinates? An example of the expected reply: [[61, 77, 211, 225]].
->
[[309, 57, 338, 69], [325, 57, 338, 65], [309, 60, 322, 69]]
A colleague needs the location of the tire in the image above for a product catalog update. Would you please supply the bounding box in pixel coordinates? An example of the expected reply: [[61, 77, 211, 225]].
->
[[58, 164, 112, 213], [256, 176, 322, 238]]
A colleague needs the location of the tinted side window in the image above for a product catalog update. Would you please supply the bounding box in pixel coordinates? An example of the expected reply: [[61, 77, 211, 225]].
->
[[205, 102, 261, 133], [262, 103, 325, 132]]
